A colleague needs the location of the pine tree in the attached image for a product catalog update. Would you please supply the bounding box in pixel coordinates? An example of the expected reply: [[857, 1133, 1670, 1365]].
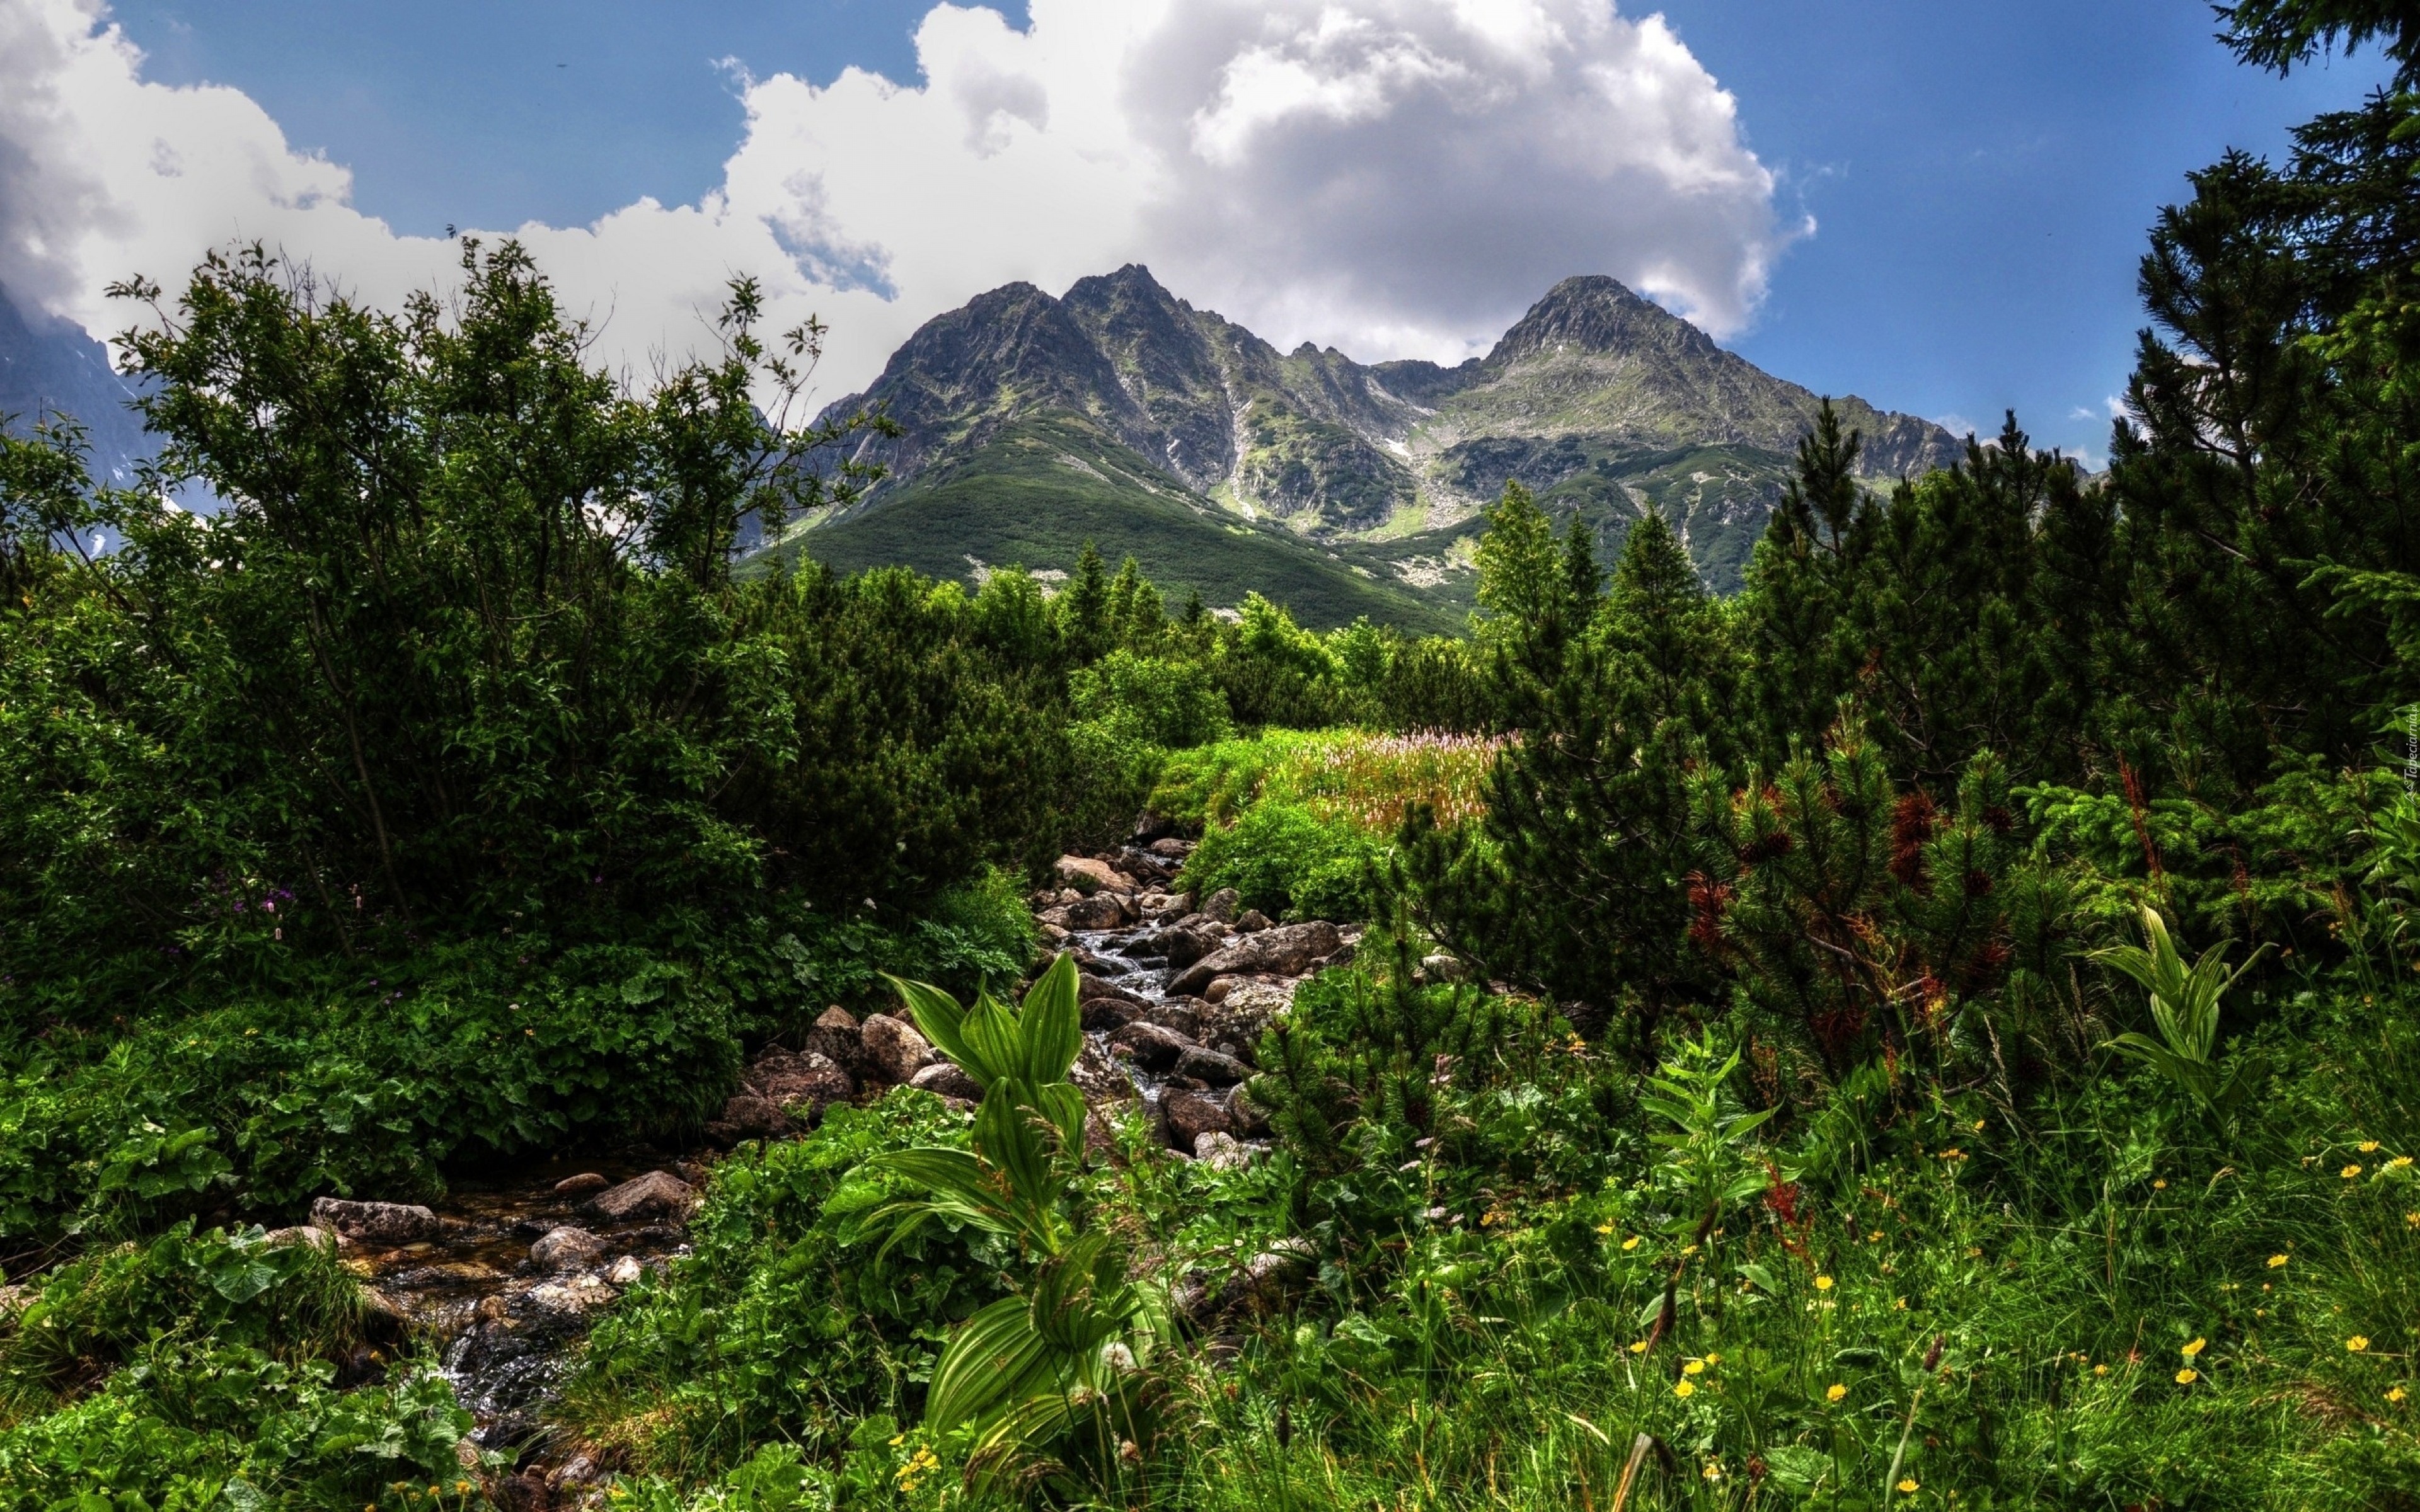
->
[[1056, 542, 1112, 666]]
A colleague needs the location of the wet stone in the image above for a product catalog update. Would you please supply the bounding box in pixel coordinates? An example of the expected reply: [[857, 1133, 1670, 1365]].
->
[[551, 1172, 609, 1197], [309, 1197, 442, 1246], [581, 1170, 695, 1224]]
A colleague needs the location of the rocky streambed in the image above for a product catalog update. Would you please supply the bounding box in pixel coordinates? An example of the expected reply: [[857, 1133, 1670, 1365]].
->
[[322, 830, 1351, 1496]]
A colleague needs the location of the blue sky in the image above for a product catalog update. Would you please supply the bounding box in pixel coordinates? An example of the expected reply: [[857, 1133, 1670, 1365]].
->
[[63, 3, 2404, 460]]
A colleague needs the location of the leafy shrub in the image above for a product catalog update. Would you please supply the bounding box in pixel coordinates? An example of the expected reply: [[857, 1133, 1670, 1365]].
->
[[1184, 801, 1383, 922], [0, 940, 745, 1241], [1, 1222, 364, 1417], [1069, 650, 1231, 749], [768, 868, 1038, 1009]]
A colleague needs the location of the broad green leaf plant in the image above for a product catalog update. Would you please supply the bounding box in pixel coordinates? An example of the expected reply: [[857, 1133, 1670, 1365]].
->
[[2093, 904, 2267, 1117], [1641, 1029, 1777, 1243], [872, 953, 1171, 1492]]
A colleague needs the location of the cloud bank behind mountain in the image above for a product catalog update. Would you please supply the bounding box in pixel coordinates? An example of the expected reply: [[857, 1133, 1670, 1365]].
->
[[0, 0, 1795, 399]]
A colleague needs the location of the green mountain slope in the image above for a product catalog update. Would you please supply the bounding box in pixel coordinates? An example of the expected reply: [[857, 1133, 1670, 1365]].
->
[[755, 413, 1461, 634], [763, 266, 1962, 604]]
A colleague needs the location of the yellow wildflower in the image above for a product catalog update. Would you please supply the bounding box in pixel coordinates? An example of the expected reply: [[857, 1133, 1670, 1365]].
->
[[1629, 1339, 1650, 1354], [1683, 1359, 1706, 1376], [2267, 1254, 2288, 1268], [1898, 1479, 1922, 1495], [2388, 1387, 2409, 1404], [1622, 1235, 1642, 1251], [2182, 1337, 2206, 1358], [1595, 1222, 1615, 1235], [1815, 1275, 1835, 1291], [2349, 1336, 2371, 1352], [1674, 1380, 1696, 1398], [2343, 1164, 2363, 1179], [2093, 1363, 2110, 1376], [1826, 1383, 1848, 1402], [2390, 1155, 2414, 1170], [2175, 1367, 2199, 1384], [2360, 1141, 2381, 1152], [2152, 1179, 2167, 1190]]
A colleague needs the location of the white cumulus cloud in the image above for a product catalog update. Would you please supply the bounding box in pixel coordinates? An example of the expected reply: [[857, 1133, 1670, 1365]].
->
[[1, 0, 1792, 399]]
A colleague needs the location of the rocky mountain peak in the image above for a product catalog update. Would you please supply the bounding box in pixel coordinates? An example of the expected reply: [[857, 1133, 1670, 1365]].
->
[[1485, 274, 1719, 367]]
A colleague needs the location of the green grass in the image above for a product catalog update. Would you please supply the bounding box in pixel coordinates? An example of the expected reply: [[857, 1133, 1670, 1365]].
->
[[754, 414, 1460, 634]]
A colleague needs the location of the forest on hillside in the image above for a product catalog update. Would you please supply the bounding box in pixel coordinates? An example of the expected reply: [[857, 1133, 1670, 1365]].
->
[[1, 3, 2417, 1508]]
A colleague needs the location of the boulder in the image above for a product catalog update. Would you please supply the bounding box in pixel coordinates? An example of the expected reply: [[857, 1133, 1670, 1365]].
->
[[582, 1171, 696, 1225], [1155, 925, 1219, 971], [262, 1225, 337, 1252], [1063, 893, 1130, 931], [309, 1198, 441, 1246], [1163, 1089, 1233, 1148], [1194, 1131, 1262, 1171], [1322, 940, 1359, 969], [529, 1226, 609, 1272], [1069, 1040, 1139, 1102], [859, 1014, 936, 1084], [1143, 999, 1206, 1040], [801, 1008, 865, 1076], [909, 1060, 984, 1101], [1165, 922, 1344, 997], [1148, 837, 1195, 859], [552, 1172, 610, 1197], [1080, 997, 1139, 1031], [1132, 810, 1180, 843], [1200, 887, 1242, 924], [748, 1050, 854, 1114], [1419, 953, 1470, 984], [1205, 978, 1300, 1041], [1175, 1046, 1251, 1086], [606, 1254, 645, 1287], [1055, 856, 1127, 891], [1235, 909, 1274, 933], [704, 1094, 791, 1143], [1037, 920, 1071, 945], [1108, 1020, 1196, 1072]]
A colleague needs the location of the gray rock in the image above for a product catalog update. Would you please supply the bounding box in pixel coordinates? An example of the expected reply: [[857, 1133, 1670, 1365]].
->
[[530, 1225, 609, 1271], [1165, 921, 1345, 997], [1235, 909, 1274, 932], [1108, 1020, 1196, 1072], [308, 1198, 441, 1246], [552, 1172, 610, 1196], [1419, 953, 1470, 983], [909, 1060, 984, 1101], [582, 1171, 696, 1225], [801, 1007, 865, 1077], [1070, 1040, 1139, 1102], [1155, 925, 1219, 971], [1175, 1046, 1251, 1086], [606, 1254, 645, 1286], [1148, 838, 1195, 859], [1081, 997, 1139, 1031], [1201, 887, 1242, 923], [1063, 893, 1130, 931], [1194, 1131, 1263, 1171], [1143, 999, 1206, 1039], [261, 1225, 337, 1252], [1163, 1089, 1233, 1148], [860, 1013, 936, 1084]]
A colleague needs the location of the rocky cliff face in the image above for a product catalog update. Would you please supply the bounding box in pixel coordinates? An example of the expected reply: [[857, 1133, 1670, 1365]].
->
[[800, 266, 1963, 597]]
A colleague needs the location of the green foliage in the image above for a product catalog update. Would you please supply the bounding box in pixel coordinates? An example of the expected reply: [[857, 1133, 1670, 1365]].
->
[[556, 1090, 1005, 1480], [872, 956, 1170, 1493], [0, 1224, 486, 1511], [2095, 905, 2268, 1118]]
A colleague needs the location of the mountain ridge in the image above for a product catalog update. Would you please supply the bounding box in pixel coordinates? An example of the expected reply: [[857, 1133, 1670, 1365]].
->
[[759, 267, 1964, 622]]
